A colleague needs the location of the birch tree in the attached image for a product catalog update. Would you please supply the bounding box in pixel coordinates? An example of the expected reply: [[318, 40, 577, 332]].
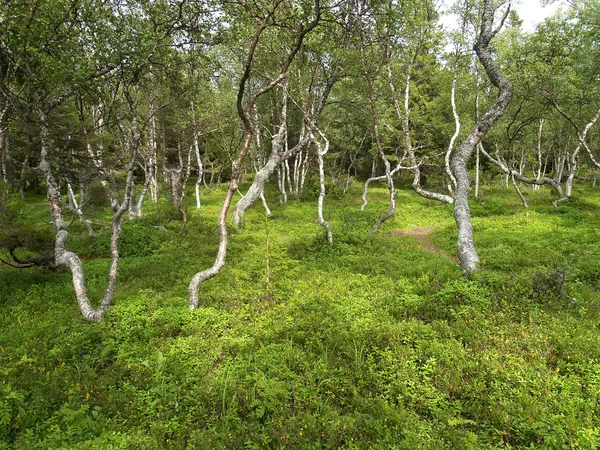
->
[[189, 0, 323, 308], [451, 0, 513, 272]]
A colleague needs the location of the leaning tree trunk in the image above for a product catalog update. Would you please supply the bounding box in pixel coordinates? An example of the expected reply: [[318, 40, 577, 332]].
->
[[232, 67, 335, 227], [451, 0, 513, 272], [478, 143, 564, 199], [189, 4, 321, 308], [232, 83, 290, 227]]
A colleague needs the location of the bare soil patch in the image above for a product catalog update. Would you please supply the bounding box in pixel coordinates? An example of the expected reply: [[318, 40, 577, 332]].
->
[[392, 226, 459, 264]]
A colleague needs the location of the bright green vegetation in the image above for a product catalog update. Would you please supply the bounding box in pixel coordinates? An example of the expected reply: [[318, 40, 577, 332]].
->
[[1, 183, 600, 449]]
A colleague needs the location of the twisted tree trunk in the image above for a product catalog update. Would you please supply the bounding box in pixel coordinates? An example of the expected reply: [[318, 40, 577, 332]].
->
[[451, 0, 513, 272]]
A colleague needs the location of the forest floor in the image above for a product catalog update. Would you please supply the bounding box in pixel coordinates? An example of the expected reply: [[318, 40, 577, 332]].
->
[[392, 227, 460, 264], [1, 180, 600, 449]]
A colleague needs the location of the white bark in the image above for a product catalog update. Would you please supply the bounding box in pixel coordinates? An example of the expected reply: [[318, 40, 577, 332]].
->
[[510, 173, 528, 208], [66, 182, 96, 237], [478, 144, 564, 198], [386, 60, 453, 205], [191, 101, 204, 209], [534, 119, 545, 190], [0, 104, 9, 185], [451, 0, 513, 272], [38, 91, 138, 322], [233, 83, 289, 227], [309, 127, 332, 243], [83, 108, 119, 212], [475, 144, 480, 198], [189, 6, 320, 308], [233, 67, 335, 226], [359, 17, 396, 234], [446, 59, 460, 195], [148, 112, 159, 203]]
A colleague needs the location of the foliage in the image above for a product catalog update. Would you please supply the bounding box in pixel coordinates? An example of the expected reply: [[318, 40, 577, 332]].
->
[[1, 182, 600, 448]]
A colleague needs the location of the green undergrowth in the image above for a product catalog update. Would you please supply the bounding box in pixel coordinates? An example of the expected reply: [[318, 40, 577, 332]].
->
[[1, 181, 600, 449]]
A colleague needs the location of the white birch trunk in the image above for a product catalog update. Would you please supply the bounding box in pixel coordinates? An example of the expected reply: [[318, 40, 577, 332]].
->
[[451, 0, 513, 272], [37, 92, 138, 322], [309, 127, 333, 243], [67, 181, 96, 237], [188, 9, 319, 307], [534, 118, 545, 190], [191, 101, 204, 209], [446, 59, 460, 195], [475, 144, 480, 198]]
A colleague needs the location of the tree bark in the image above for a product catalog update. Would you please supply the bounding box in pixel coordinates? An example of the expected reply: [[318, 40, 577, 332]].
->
[[232, 66, 335, 227], [189, 2, 321, 308], [386, 60, 453, 205], [66, 181, 96, 237], [358, 13, 396, 234], [38, 97, 137, 322], [451, 0, 513, 272], [233, 82, 290, 227], [309, 126, 332, 243]]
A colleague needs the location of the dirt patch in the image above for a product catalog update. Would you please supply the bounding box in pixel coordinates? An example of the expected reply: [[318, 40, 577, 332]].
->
[[392, 227, 459, 264]]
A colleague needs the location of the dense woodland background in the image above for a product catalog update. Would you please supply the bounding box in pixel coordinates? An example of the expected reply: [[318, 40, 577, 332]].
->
[[1, 0, 600, 448]]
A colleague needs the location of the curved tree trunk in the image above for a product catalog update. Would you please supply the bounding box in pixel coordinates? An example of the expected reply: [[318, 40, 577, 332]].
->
[[309, 127, 332, 243], [451, 0, 514, 272], [189, 4, 321, 308], [387, 60, 453, 205], [233, 82, 289, 227], [478, 144, 564, 197], [232, 67, 335, 227], [38, 93, 138, 322]]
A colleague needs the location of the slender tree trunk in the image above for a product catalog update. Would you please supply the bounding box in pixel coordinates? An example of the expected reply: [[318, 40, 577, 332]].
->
[[510, 173, 528, 208], [234, 83, 289, 226], [233, 69, 335, 226], [310, 127, 332, 243], [446, 57, 460, 196], [475, 144, 481, 197], [38, 98, 137, 322], [83, 107, 119, 211], [451, 0, 513, 272], [359, 21, 395, 234], [0, 104, 10, 185], [479, 144, 564, 200], [67, 181, 96, 236], [534, 118, 544, 190], [284, 159, 292, 197], [189, 5, 321, 307], [387, 61, 453, 204], [18, 155, 28, 199], [136, 179, 148, 217], [191, 101, 204, 209]]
